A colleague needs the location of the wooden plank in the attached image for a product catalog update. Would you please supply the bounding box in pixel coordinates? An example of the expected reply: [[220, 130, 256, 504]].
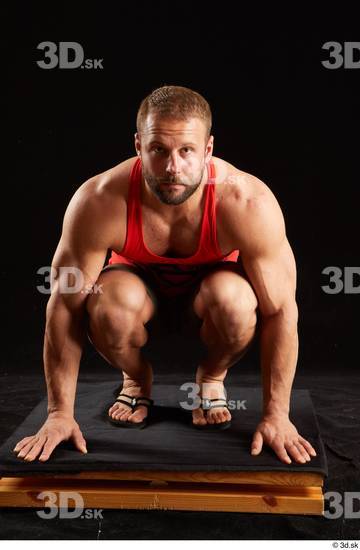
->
[[0, 470, 324, 486], [0, 477, 324, 515]]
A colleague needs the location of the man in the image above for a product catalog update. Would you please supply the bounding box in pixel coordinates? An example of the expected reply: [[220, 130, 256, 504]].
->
[[14, 85, 316, 465]]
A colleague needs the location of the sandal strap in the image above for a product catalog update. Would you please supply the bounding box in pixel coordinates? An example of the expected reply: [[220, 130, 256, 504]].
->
[[115, 397, 135, 409], [201, 397, 229, 411], [135, 397, 154, 407], [115, 394, 154, 409], [116, 393, 136, 402]]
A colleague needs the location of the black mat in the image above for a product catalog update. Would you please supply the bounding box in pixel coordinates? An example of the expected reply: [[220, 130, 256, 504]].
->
[[0, 382, 327, 476]]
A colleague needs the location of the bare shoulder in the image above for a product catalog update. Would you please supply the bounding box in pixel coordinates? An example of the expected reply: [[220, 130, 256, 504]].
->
[[75, 156, 137, 206], [213, 156, 275, 206], [212, 156, 285, 252], [61, 156, 137, 251]]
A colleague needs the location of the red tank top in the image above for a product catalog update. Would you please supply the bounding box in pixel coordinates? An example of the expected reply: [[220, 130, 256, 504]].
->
[[108, 158, 239, 295]]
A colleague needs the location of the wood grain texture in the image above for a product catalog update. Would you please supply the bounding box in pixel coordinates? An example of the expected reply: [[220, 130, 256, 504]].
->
[[0, 475, 324, 515]]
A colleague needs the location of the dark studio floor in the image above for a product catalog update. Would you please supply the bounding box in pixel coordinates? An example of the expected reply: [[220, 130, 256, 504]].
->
[[0, 327, 359, 540]]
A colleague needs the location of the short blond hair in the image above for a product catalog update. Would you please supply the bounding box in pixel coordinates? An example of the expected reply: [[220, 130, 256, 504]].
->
[[136, 85, 212, 138]]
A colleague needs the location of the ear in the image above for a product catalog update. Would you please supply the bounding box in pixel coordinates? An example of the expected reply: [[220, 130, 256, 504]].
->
[[134, 133, 141, 156], [205, 135, 214, 163]]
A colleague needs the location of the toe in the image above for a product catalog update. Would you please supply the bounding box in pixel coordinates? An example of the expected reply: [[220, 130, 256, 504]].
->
[[111, 409, 121, 419], [209, 408, 231, 424], [220, 408, 231, 422], [109, 401, 133, 420], [128, 407, 147, 423], [112, 406, 128, 419], [206, 412, 215, 424], [192, 408, 207, 426], [118, 410, 132, 420], [109, 403, 124, 416]]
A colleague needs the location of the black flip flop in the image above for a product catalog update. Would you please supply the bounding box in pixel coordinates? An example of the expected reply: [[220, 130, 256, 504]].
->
[[193, 397, 232, 430], [108, 393, 154, 429]]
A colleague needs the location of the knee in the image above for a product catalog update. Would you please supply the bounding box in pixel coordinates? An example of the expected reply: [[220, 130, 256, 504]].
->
[[199, 274, 258, 344], [86, 283, 149, 334], [200, 273, 258, 314]]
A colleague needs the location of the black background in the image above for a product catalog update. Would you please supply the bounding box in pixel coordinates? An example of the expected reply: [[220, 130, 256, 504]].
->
[[4, 8, 360, 374], [2, 4, 360, 542]]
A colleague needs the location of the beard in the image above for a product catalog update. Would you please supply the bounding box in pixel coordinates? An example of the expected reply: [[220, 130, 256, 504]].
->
[[142, 166, 205, 206]]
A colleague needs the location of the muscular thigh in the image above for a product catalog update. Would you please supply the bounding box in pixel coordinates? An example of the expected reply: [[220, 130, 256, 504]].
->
[[190, 261, 258, 320], [86, 264, 159, 325], [152, 261, 257, 337]]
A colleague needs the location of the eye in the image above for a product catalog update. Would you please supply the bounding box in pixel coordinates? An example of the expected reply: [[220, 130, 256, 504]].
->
[[182, 147, 193, 153], [153, 146, 165, 153]]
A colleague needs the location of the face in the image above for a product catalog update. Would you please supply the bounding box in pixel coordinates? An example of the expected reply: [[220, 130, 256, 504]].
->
[[135, 114, 213, 206]]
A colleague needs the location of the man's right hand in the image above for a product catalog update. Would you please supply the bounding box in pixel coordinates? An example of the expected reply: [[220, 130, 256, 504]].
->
[[13, 413, 87, 462]]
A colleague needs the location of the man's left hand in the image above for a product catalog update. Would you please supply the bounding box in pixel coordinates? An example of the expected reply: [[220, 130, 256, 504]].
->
[[251, 413, 317, 464]]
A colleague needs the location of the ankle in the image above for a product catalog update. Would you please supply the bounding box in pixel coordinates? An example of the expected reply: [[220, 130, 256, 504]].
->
[[196, 364, 228, 384], [122, 360, 153, 385]]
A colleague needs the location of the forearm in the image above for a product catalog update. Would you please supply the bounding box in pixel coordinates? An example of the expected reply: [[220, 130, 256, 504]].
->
[[259, 306, 298, 416], [43, 295, 87, 416]]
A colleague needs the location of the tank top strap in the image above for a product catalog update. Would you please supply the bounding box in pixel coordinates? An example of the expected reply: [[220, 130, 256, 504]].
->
[[121, 158, 143, 256], [129, 157, 142, 208], [199, 159, 220, 258], [207, 159, 216, 183]]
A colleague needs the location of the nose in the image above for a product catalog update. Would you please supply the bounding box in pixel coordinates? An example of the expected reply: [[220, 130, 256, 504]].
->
[[165, 153, 181, 176]]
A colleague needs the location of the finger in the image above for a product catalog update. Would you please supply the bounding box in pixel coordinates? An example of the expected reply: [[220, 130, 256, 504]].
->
[[38, 437, 61, 462], [17, 438, 40, 459], [251, 431, 263, 455], [23, 436, 47, 462], [13, 436, 36, 453], [71, 430, 87, 454], [299, 437, 317, 457], [294, 442, 311, 461], [271, 440, 292, 464], [285, 441, 307, 463]]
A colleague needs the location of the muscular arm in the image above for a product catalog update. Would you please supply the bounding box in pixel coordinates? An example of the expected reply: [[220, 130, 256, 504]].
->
[[240, 195, 298, 417], [227, 176, 316, 463], [44, 183, 110, 416], [14, 177, 119, 461]]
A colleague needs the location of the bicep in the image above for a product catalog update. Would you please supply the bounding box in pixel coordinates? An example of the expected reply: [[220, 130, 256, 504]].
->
[[49, 188, 109, 310], [236, 188, 297, 317], [228, 174, 298, 318]]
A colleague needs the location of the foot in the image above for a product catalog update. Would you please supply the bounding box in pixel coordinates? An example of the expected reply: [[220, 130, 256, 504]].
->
[[108, 363, 153, 425], [192, 368, 232, 427]]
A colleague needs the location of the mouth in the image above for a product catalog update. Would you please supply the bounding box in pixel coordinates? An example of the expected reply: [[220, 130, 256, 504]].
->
[[161, 183, 184, 190]]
